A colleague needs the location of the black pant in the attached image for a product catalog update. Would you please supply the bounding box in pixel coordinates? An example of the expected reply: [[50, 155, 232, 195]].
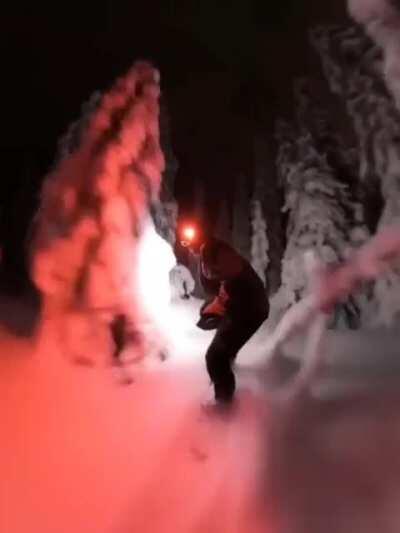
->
[[205, 313, 266, 402]]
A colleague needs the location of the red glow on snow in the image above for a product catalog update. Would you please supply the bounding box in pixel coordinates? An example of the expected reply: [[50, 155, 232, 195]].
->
[[0, 330, 268, 533]]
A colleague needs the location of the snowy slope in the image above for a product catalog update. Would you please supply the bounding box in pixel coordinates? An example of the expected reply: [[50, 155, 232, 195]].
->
[[2, 295, 400, 533], [0, 308, 266, 533]]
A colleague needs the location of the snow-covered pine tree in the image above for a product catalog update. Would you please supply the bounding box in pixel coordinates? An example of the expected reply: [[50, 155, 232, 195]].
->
[[294, 77, 359, 190], [253, 135, 285, 295], [26, 91, 102, 257], [346, 1, 400, 326], [56, 91, 102, 164], [151, 98, 179, 246], [294, 75, 370, 260], [250, 199, 269, 286], [311, 22, 400, 326], [55, 89, 179, 248], [30, 62, 164, 313], [30, 63, 167, 363], [270, 119, 360, 329], [310, 24, 394, 231]]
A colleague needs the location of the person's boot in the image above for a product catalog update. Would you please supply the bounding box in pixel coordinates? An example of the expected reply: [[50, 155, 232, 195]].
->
[[201, 383, 235, 415]]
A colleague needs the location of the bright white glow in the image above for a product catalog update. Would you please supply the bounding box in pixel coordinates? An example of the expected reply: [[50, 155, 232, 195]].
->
[[136, 218, 213, 362], [182, 226, 196, 241], [137, 219, 176, 331]]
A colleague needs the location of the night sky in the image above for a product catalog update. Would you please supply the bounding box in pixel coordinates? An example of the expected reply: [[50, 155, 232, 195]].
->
[[0, 0, 347, 287]]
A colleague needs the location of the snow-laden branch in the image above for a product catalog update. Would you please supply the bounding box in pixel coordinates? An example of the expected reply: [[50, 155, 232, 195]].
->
[[348, 0, 400, 110], [267, 226, 400, 362], [250, 200, 269, 285], [31, 62, 163, 314]]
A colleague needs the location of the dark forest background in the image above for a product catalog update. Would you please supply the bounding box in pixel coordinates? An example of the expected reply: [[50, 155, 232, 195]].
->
[[0, 1, 356, 295]]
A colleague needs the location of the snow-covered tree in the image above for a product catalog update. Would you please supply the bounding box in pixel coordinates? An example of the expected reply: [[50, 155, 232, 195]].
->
[[270, 119, 361, 329], [293, 75, 370, 245], [310, 25, 387, 230], [345, 0, 400, 326], [151, 200, 178, 247], [29, 62, 167, 361], [310, 24, 396, 225], [55, 89, 178, 249], [253, 135, 285, 295], [55, 91, 102, 164], [311, 22, 400, 326], [294, 77, 359, 189], [348, 0, 400, 111], [250, 200, 269, 286], [151, 99, 179, 246]]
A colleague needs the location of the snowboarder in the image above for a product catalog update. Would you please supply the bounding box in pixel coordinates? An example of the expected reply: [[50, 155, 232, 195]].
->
[[180, 224, 269, 407]]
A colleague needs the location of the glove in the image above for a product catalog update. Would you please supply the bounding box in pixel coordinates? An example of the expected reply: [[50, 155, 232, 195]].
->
[[201, 283, 229, 317], [197, 298, 223, 330], [196, 313, 222, 330], [201, 297, 225, 317]]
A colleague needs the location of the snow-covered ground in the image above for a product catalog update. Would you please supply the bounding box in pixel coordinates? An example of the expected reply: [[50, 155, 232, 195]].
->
[[0, 295, 268, 533], [2, 293, 400, 533]]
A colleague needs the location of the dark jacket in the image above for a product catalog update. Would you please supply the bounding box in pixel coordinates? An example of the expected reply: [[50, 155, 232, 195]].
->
[[198, 237, 269, 322]]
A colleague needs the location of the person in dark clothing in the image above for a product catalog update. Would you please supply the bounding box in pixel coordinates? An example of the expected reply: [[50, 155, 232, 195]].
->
[[110, 313, 128, 365], [180, 224, 269, 406]]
